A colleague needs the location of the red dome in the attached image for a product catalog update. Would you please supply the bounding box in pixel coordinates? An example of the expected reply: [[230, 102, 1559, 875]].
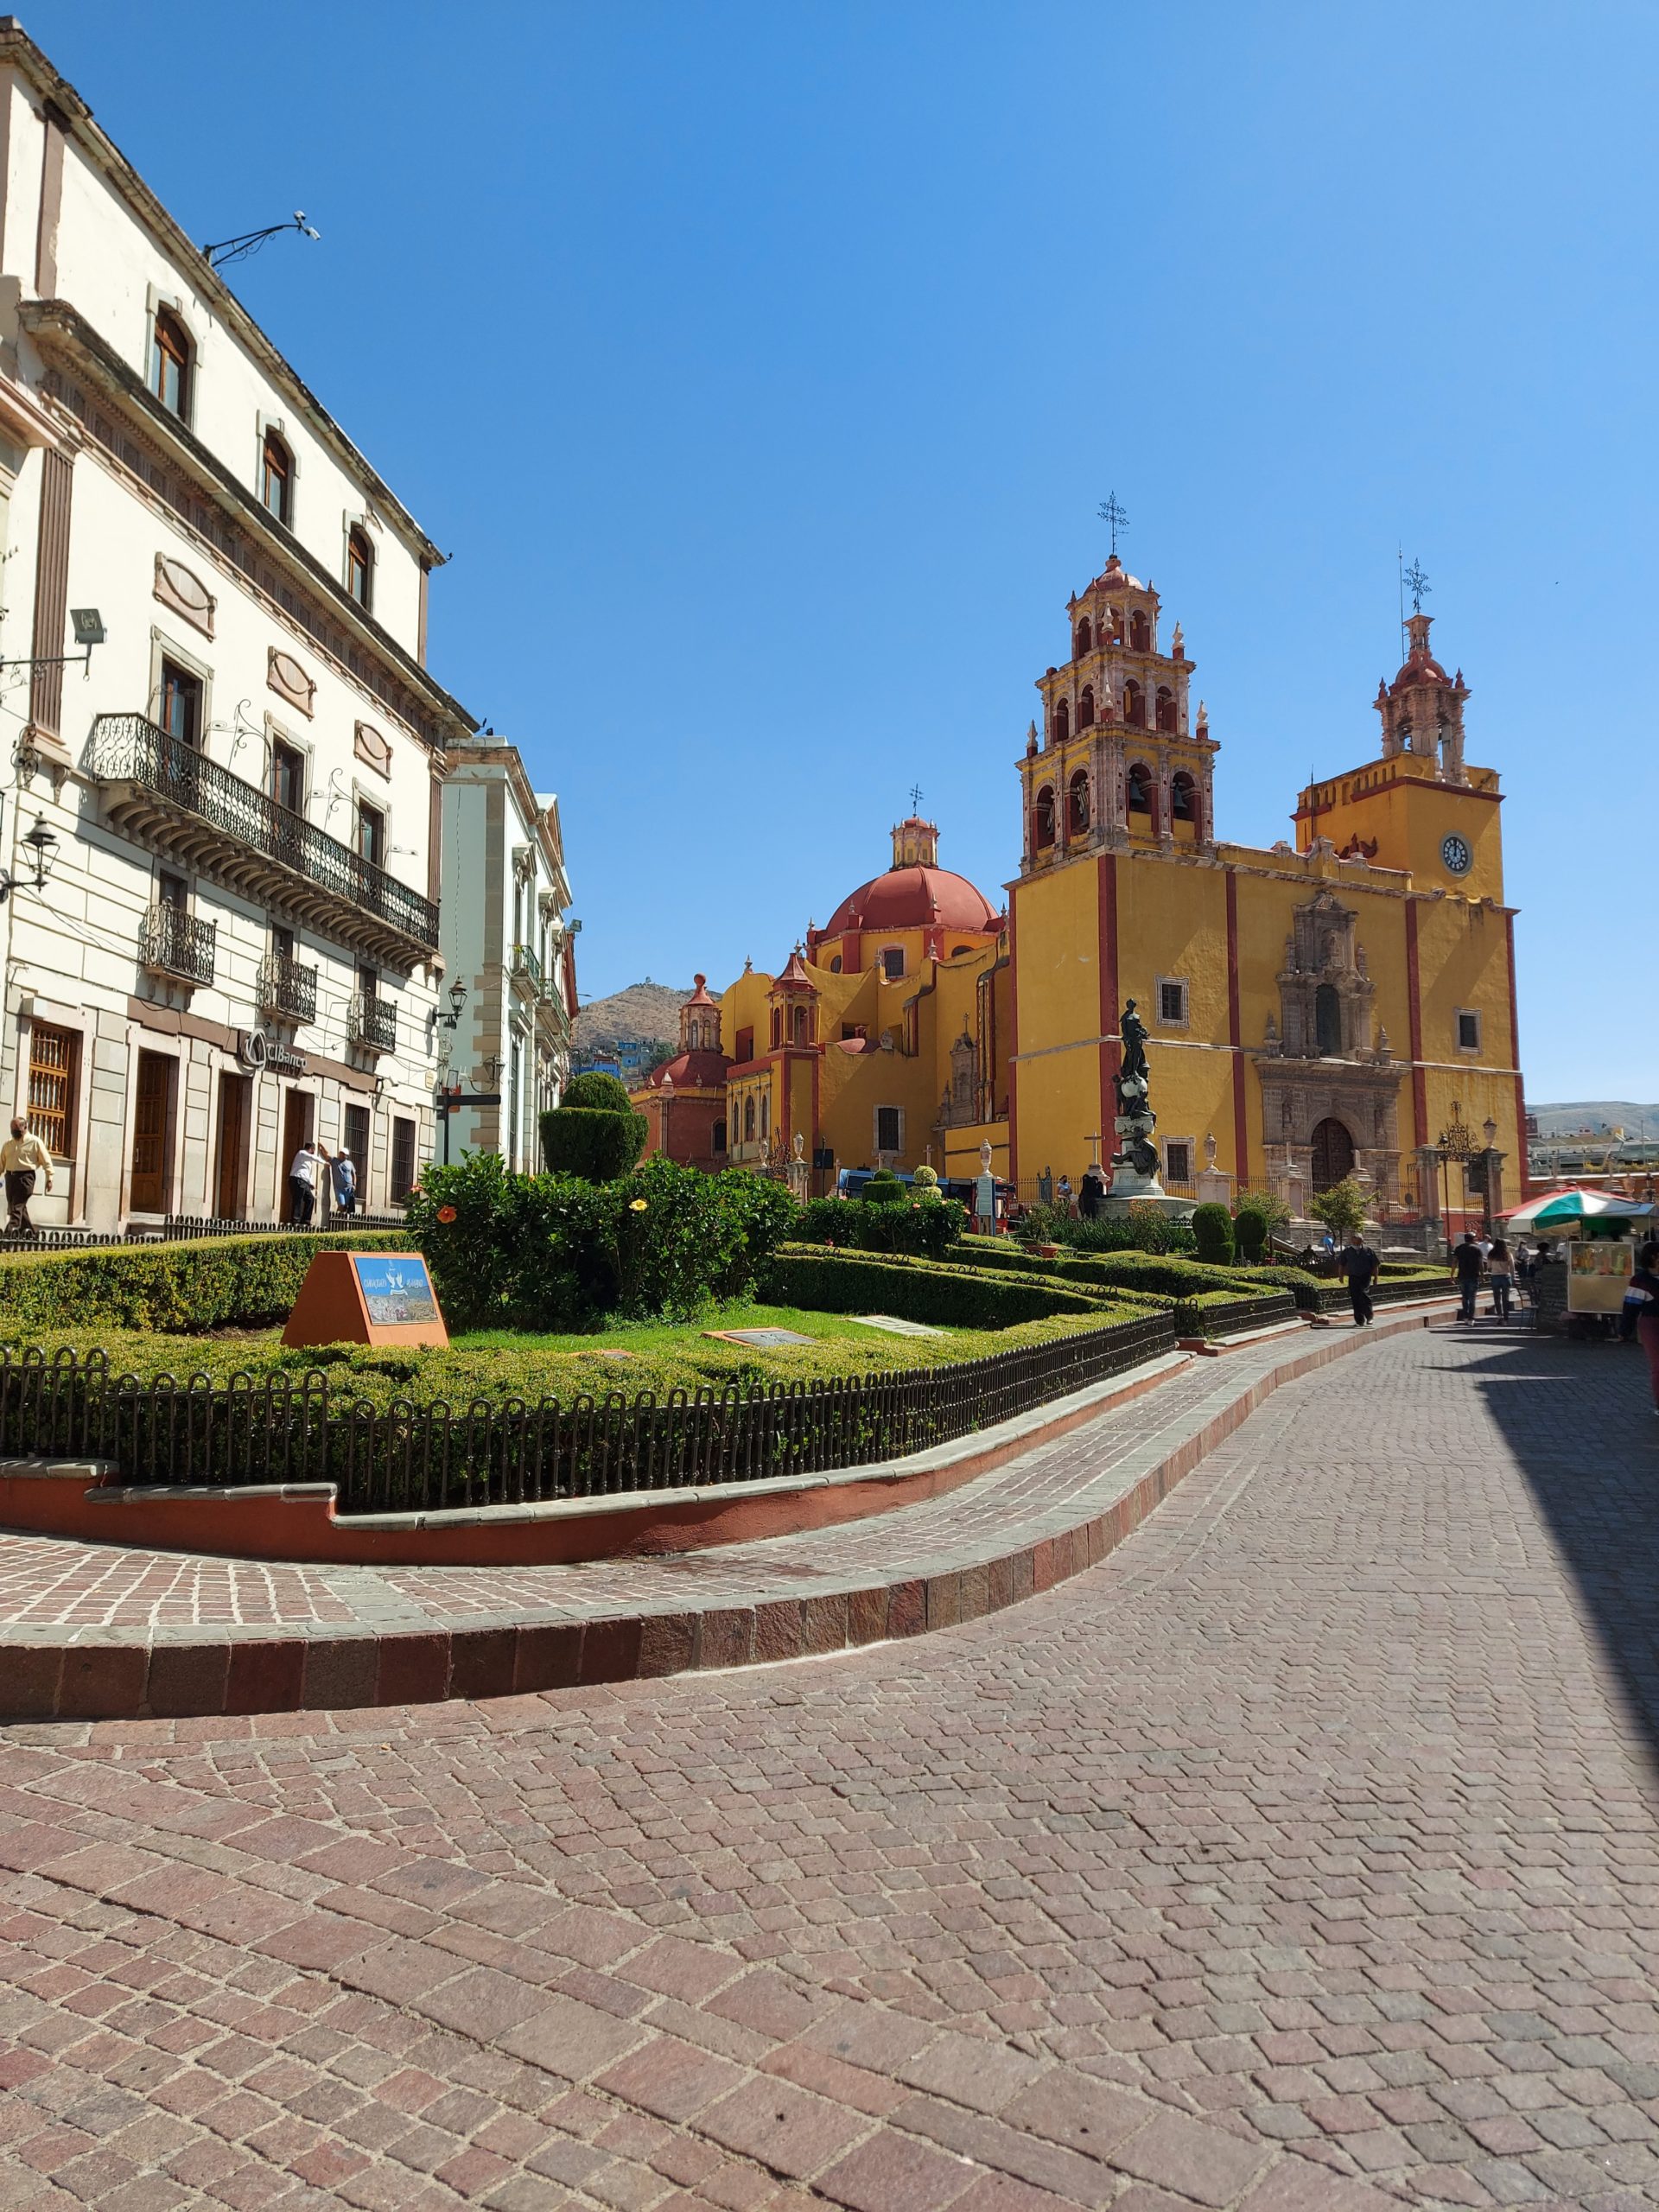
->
[[1394, 651, 1449, 689], [823, 864, 999, 939]]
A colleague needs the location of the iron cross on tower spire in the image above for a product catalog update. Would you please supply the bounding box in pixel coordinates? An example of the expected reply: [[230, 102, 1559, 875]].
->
[[1098, 492, 1129, 558], [908, 783, 925, 813], [1403, 557, 1430, 613]]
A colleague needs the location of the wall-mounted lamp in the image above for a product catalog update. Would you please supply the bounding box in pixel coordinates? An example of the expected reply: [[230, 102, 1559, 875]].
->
[[436, 980, 467, 1030], [0, 815, 60, 904]]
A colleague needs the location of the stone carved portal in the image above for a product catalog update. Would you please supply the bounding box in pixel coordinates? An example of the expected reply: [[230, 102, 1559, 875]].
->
[[1254, 890, 1404, 1205]]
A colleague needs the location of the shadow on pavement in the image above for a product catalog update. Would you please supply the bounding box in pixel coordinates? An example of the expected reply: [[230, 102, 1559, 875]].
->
[[1425, 1330, 1659, 1757]]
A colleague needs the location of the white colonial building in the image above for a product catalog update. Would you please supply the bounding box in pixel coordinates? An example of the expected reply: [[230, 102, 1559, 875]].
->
[[0, 22, 478, 1227], [438, 738, 575, 1173]]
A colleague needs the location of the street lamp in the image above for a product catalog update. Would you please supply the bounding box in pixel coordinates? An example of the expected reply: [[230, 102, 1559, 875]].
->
[[0, 815, 61, 904]]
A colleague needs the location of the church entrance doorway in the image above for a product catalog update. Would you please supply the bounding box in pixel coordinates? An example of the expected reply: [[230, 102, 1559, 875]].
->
[[1310, 1116, 1355, 1192]]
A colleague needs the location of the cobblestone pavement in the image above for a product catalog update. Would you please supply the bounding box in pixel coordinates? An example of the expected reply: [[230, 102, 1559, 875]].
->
[[2, 1328, 1657, 2210]]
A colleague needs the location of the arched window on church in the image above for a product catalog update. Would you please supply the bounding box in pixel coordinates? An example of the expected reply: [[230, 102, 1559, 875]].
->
[[1315, 983, 1343, 1058], [1052, 697, 1070, 745], [1129, 609, 1150, 652], [770, 1007, 781, 1049], [1171, 771, 1197, 829], [1127, 762, 1154, 822], [1074, 617, 1091, 657], [830, 954, 842, 974], [792, 1004, 808, 1046], [712, 1118, 727, 1156], [1068, 769, 1090, 835], [1155, 685, 1177, 732], [1033, 785, 1056, 849], [1123, 678, 1145, 728], [744, 1096, 756, 1141], [1077, 684, 1095, 729], [760, 1092, 770, 1141]]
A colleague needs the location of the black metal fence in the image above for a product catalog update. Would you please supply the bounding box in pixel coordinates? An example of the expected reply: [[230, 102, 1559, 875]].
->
[[0, 1216, 408, 1256], [0, 1311, 1174, 1516]]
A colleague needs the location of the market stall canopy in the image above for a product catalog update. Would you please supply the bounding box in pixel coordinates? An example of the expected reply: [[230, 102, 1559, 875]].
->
[[1504, 1187, 1654, 1232]]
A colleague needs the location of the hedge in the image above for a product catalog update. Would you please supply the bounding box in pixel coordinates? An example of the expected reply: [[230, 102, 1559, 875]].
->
[[795, 1196, 967, 1260], [0, 1230, 411, 1337], [766, 1248, 1111, 1329]]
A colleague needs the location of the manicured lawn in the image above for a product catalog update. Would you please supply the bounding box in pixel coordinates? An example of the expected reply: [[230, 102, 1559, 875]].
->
[[452, 1302, 932, 1353]]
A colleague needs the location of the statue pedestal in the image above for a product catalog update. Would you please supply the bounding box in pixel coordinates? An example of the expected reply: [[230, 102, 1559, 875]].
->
[[1098, 1166, 1195, 1222], [1194, 1167, 1233, 1207]]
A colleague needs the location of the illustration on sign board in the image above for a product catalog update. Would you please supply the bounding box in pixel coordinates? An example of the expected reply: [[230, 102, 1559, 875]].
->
[[352, 1254, 441, 1326]]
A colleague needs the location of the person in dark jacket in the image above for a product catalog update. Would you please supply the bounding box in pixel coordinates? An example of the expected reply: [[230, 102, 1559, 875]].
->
[[1342, 1231, 1380, 1325], [1451, 1230, 1484, 1322]]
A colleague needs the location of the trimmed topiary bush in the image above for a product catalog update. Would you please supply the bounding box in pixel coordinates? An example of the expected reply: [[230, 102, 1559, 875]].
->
[[766, 1248, 1113, 1328], [861, 1171, 906, 1206], [1191, 1203, 1235, 1265], [541, 1067, 647, 1182], [560, 1070, 633, 1114], [1233, 1200, 1269, 1263]]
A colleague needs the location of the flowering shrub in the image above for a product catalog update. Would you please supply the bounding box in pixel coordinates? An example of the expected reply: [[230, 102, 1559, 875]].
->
[[406, 1152, 798, 1330]]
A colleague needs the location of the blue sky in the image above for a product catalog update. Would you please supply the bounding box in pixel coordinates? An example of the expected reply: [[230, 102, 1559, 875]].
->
[[32, 1, 1658, 1103]]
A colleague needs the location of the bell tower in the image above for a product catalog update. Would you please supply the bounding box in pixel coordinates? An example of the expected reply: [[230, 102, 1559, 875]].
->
[[1017, 548, 1218, 874]]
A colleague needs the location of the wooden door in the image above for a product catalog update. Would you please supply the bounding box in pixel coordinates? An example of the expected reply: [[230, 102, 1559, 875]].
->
[[1310, 1116, 1354, 1192], [214, 1073, 251, 1219], [129, 1052, 175, 1213]]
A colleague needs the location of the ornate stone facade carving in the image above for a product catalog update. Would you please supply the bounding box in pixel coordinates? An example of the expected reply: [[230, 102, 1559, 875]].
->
[[1253, 888, 1404, 1201]]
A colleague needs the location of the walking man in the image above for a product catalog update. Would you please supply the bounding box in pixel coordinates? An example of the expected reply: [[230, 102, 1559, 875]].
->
[[1, 1115, 53, 1234], [1342, 1229, 1379, 1326], [287, 1137, 323, 1226], [1451, 1230, 1484, 1323]]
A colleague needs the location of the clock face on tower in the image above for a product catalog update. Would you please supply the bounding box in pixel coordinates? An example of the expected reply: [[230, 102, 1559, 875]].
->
[[1441, 832, 1471, 876]]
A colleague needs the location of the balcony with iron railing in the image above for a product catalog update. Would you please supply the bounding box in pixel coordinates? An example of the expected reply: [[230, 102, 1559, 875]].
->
[[511, 942, 544, 996], [87, 715, 438, 965], [347, 992, 397, 1054], [257, 951, 318, 1025], [139, 901, 216, 988]]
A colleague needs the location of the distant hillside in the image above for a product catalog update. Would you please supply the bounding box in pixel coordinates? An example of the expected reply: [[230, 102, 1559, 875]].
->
[[574, 978, 711, 1050], [1529, 1101, 1659, 1137]]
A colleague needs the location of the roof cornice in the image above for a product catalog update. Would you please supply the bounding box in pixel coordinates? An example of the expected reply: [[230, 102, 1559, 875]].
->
[[0, 16, 444, 565], [22, 298, 476, 741]]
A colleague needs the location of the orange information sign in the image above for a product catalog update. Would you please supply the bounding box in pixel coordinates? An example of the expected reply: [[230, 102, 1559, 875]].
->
[[281, 1249, 449, 1351]]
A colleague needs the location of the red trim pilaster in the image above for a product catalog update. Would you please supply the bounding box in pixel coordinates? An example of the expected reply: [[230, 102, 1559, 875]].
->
[[1097, 852, 1119, 1124], [1007, 889, 1020, 1174], [1225, 868, 1248, 1179], [1405, 897, 1427, 1151], [1504, 911, 1527, 1196]]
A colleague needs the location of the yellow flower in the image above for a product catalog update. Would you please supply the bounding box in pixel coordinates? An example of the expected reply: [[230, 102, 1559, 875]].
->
[[629, 1198, 648, 1211]]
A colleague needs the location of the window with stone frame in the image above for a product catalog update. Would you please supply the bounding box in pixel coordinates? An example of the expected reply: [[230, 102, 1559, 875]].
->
[[1457, 1010, 1482, 1052], [1156, 977, 1189, 1027], [28, 1023, 79, 1158], [1164, 1139, 1192, 1185], [390, 1116, 416, 1201]]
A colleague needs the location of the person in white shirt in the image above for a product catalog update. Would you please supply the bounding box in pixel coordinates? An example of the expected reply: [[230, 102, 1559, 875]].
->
[[288, 1140, 323, 1226], [0, 1117, 54, 1234]]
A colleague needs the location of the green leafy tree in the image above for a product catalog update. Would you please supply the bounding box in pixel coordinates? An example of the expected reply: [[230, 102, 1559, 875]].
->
[[1307, 1176, 1369, 1240], [541, 1067, 647, 1182]]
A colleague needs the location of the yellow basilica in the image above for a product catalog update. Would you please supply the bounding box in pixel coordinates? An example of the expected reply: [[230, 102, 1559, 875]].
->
[[637, 543, 1524, 1234]]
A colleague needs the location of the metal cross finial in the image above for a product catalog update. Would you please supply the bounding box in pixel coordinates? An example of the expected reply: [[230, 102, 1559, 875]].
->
[[1098, 493, 1129, 557], [1403, 557, 1431, 613], [908, 782, 925, 813]]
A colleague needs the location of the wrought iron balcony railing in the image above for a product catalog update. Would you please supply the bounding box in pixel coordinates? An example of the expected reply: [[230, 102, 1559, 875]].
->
[[139, 901, 216, 988], [512, 942, 545, 989], [257, 952, 318, 1025], [88, 715, 438, 957], [347, 992, 397, 1054]]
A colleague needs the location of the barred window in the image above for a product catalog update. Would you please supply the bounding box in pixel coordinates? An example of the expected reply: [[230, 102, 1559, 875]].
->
[[391, 1116, 416, 1201], [28, 1023, 79, 1158]]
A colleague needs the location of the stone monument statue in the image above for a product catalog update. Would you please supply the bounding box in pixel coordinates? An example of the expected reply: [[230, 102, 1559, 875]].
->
[[1099, 994, 1195, 1220]]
